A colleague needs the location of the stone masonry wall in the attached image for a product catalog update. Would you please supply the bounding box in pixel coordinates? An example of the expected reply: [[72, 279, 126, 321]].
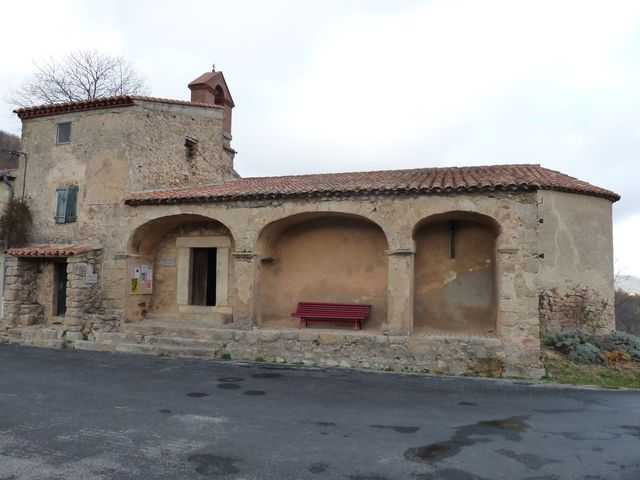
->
[[539, 286, 614, 337], [126, 101, 238, 192], [64, 250, 104, 334], [2, 257, 43, 327]]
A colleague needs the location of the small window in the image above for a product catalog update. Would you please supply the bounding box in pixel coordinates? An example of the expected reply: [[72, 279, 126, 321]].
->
[[55, 186, 78, 224], [56, 122, 71, 144], [185, 136, 199, 160]]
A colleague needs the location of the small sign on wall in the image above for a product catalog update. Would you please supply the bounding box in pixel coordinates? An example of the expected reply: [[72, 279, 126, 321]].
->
[[130, 264, 153, 294], [83, 263, 98, 285]]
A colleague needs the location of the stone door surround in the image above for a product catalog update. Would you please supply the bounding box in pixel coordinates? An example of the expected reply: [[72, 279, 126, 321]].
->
[[176, 236, 230, 313]]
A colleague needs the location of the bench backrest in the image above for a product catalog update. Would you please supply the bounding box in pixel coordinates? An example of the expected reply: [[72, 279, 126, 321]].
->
[[295, 302, 371, 318]]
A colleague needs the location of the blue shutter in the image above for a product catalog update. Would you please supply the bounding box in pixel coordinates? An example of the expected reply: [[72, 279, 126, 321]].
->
[[55, 188, 68, 224], [65, 186, 78, 222]]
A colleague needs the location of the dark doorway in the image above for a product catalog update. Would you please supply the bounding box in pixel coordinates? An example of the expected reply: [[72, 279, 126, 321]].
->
[[190, 248, 217, 306], [54, 262, 68, 316]]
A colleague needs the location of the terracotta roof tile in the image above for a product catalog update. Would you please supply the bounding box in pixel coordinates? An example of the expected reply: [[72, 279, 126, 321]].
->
[[125, 164, 620, 205], [6, 245, 97, 257], [14, 96, 222, 119]]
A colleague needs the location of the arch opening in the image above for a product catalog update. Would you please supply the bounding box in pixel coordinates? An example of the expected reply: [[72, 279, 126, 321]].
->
[[126, 214, 235, 322], [413, 211, 499, 335], [257, 213, 389, 331]]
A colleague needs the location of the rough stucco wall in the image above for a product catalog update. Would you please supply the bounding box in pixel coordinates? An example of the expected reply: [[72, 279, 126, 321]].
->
[[414, 220, 496, 334], [149, 222, 234, 317], [18, 101, 235, 248], [537, 190, 615, 335], [18, 107, 133, 247], [259, 217, 388, 330], [126, 101, 237, 192]]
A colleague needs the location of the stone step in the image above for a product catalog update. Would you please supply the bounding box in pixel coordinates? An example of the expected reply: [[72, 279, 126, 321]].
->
[[151, 344, 219, 358], [73, 340, 115, 352], [120, 323, 222, 341], [143, 335, 217, 348], [114, 343, 155, 355], [89, 340, 218, 359], [95, 332, 144, 344]]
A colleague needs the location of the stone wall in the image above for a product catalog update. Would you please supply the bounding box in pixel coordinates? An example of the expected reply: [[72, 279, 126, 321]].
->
[[125, 101, 238, 192], [2, 257, 43, 327], [64, 249, 104, 333], [116, 191, 542, 377], [539, 286, 612, 337]]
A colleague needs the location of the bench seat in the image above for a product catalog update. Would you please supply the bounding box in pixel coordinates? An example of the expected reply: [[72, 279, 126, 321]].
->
[[291, 301, 371, 330]]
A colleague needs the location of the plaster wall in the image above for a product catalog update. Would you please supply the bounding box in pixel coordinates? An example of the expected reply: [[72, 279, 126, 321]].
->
[[414, 220, 496, 334], [258, 216, 388, 330], [537, 190, 615, 334], [18, 107, 133, 246]]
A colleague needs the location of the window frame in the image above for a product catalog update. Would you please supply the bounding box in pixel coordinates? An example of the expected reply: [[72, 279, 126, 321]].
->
[[56, 122, 71, 145]]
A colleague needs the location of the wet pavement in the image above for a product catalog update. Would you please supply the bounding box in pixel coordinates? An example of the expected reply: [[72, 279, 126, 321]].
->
[[0, 344, 639, 479]]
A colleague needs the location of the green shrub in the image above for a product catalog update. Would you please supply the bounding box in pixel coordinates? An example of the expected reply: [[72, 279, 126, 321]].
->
[[546, 330, 604, 364], [546, 330, 640, 365], [545, 330, 589, 353], [568, 343, 605, 364]]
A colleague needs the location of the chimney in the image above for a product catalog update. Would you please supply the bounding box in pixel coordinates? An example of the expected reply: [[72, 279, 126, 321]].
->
[[188, 68, 235, 136]]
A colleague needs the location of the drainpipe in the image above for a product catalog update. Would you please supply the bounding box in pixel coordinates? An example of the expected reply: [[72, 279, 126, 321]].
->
[[1, 173, 14, 318]]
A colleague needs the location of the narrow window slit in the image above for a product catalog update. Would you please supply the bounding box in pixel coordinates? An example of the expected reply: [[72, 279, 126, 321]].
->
[[450, 220, 456, 259]]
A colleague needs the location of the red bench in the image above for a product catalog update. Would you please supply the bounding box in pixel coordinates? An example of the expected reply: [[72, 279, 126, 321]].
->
[[291, 302, 371, 331]]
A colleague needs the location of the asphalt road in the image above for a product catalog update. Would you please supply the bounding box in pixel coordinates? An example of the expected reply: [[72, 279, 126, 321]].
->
[[0, 345, 638, 480]]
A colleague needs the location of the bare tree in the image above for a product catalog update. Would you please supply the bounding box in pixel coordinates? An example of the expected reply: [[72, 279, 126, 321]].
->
[[9, 50, 150, 107]]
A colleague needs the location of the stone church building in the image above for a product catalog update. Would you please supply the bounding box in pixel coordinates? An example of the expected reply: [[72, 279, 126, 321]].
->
[[0, 71, 619, 378]]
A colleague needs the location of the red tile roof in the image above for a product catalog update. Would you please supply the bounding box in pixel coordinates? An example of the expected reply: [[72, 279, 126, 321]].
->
[[14, 96, 222, 119], [125, 164, 619, 205], [6, 245, 97, 257]]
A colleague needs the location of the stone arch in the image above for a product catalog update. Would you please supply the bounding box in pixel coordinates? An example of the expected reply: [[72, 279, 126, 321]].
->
[[256, 212, 389, 330], [412, 211, 500, 335], [126, 214, 235, 322]]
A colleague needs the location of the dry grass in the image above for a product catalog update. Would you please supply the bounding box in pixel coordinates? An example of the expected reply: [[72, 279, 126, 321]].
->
[[543, 348, 640, 389]]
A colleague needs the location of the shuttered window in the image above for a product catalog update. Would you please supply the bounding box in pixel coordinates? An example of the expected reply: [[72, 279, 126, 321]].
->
[[55, 186, 78, 223]]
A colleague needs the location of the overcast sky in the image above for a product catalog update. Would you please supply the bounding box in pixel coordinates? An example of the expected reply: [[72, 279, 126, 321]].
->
[[1, 0, 639, 275]]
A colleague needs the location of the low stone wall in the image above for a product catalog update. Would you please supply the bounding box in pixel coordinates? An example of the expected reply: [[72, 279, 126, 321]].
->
[[3, 257, 41, 327], [538, 286, 615, 337], [0, 322, 544, 379]]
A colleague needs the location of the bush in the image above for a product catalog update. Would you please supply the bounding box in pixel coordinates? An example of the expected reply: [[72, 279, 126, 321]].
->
[[592, 331, 640, 361], [568, 343, 605, 365], [0, 199, 32, 247], [545, 330, 589, 354], [603, 349, 630, 364], [546, 329, 640, 365]]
